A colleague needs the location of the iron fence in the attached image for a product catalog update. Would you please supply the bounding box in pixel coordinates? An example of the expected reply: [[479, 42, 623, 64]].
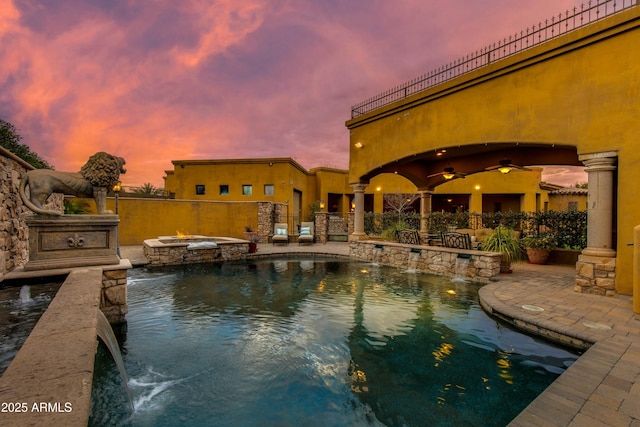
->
[[351, 0, 637, 118], [365, 211, 587, 249]]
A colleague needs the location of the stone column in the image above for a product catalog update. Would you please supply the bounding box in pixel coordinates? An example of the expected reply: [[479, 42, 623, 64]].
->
[[419, 191, 433, 233], [580, 153, 617, 257], [575, 152, 617, 295], [315, 212, 329, 244], [351, 183, 368, 240], [257, 202, 273, 243]]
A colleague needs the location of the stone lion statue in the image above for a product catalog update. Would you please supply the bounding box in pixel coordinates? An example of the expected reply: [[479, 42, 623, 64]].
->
[[19, 152, 126, 216]]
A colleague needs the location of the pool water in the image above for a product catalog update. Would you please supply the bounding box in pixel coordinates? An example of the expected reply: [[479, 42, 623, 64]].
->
[[90, 258, 578, 426], [0, 280, 61, 376]]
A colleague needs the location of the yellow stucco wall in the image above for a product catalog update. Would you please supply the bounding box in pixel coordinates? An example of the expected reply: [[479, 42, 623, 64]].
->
[[346, 7, 640, 294], [164, 158, 316, 220], [347, 9, 640, 183], [162, 158, 559, 216], [548, 193, 588, 212], [82, 198, 259, 245]]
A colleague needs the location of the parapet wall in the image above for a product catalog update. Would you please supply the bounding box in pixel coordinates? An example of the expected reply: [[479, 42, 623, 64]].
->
[[349, 240, 502, 281]]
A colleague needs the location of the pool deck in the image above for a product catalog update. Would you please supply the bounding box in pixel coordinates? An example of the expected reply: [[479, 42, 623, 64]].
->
[[120, 243, 640, 426]]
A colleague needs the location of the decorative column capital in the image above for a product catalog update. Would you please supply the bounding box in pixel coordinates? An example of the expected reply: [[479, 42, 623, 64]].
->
[[351, 183, 368, 193], [579, 152, 617, 172]]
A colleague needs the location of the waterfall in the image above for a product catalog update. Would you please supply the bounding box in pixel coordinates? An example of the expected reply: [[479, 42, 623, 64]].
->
[[407, 251, 420, 273], [96, 310, 134, 412], [372, 247, 383, 265], [453, 257, 470, 282], [19, 285, 33, 304]]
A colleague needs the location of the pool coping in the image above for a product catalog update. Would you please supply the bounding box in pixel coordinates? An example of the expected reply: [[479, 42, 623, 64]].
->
[[0, 268, 103, 426]]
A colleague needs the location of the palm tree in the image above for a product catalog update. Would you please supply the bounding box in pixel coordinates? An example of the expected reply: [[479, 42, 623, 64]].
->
[[133, 183, 163, 196]]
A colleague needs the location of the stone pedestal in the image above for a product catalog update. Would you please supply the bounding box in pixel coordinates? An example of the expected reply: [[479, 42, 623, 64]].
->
[[25, 215, 120, 271], [575, 254, 617, 296], [315, 212, 328, 244]]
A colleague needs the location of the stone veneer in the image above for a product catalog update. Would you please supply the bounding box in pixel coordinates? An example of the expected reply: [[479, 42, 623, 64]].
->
[[0, 147, 63, 280], [349, 240, 502, 281], [101, 262, 130, 323], [575, 254, 617, 296], [143, 236, 249, 266]]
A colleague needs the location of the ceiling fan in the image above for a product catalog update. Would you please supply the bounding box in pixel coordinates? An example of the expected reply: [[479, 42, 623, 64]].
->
[[485, 159, 530, 174], [428, 167, 466, 180]]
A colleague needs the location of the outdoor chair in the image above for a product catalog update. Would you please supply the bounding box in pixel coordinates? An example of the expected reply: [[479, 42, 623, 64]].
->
[[272, 223, 289, 245], [396, 230, 422, 245], [441, 232, 473, 250], [298, 222, 315, 245]]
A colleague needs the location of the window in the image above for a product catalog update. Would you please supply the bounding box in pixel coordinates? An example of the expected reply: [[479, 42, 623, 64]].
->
[[242, 185, 253, 195], [195, 184, 205, 195], [219, 185, 229, 195], [264, 184, 274, 196]]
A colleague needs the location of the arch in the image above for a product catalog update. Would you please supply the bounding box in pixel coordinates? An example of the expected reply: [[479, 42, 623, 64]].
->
[[359, 142, 580, 191]]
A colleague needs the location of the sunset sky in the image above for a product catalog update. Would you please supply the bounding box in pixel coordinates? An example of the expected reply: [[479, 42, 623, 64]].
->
[[1, 0, 587, 187]]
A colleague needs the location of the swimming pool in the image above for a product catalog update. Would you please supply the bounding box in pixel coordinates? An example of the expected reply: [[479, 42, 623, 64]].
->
[[90, 258, 577, 426], [0, 279, 61, 376]]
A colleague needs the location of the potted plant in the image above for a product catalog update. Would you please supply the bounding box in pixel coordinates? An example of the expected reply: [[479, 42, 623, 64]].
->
[[244, 225, 260, 253], [521, 233, 557, 265], [481, 225, 522, 273]]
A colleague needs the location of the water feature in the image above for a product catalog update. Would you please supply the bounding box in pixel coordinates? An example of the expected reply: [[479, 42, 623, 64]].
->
[[19, 285, 32, 304], [453, 255, 471, 282], [371, 245, 383, 266], [96, 309, 134, 412], [406, 250, 420, 273], [0, 279, 62, 375], [90, 258, 578, 426]]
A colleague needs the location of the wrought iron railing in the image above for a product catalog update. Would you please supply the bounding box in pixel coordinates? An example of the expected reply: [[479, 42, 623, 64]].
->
[[364, 211, 587, 249], [351, 0, 637, 118]]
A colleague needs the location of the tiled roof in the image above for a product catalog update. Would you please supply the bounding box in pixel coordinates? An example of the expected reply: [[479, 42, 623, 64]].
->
[[549, 187, 589, 195]]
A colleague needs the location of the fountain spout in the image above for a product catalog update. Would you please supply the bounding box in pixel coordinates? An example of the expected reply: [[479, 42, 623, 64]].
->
[[96, 310, 134, 413]]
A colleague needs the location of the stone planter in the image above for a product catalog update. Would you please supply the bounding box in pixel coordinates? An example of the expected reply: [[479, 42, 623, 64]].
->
[[500, 259, 513, 274], [526, 248, 551, 265]]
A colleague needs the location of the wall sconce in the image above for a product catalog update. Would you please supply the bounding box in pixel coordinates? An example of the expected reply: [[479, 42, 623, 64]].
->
[[354, 142, 363, 149], [319, 200, 325, 210], [351, 201, 356, 211]]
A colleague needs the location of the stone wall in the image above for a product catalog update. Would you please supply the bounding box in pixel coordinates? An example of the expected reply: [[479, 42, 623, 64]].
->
[[0, 147, 63, 280], [143, 238, 249, 266], [101, 262, 130, 324], [349, 240, 502, 281]]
